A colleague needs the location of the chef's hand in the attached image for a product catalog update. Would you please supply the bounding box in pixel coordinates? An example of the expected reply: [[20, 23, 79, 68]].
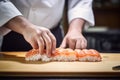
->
[[60, 18, 87, 49], [23, 25, 56, 57], [4, 16, 56, 56]]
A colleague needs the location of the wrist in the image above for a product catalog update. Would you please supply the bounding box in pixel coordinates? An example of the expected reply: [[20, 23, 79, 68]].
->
[[68, 18, 85, 33]]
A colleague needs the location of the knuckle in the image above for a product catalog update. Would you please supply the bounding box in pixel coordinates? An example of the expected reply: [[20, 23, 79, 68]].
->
[[44, 28, 50, 33], [47, 40, 51, 45], [36, 30, 42, 36], [77, 37, 82, 40], [70, 38, 76, 41], [52, 37, 56, 42]]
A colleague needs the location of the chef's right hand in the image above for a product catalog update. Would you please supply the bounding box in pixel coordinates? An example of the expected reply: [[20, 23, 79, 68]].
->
[[23, 24, 56, 57], [4, 16, 56, 57]]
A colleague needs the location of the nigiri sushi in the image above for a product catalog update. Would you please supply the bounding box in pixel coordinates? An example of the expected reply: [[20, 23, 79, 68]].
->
[[25, 48, 102, 62], [52, 48, 76, 61], [75, 49, 102, 62], [25, 49, 41, 61]]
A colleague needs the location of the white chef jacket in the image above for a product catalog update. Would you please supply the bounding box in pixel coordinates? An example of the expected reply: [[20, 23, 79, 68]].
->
[[0, 0, 94, 49]]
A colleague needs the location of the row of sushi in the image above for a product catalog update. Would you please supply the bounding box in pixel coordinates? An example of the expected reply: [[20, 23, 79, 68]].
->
[[25, 48, 102, 62]]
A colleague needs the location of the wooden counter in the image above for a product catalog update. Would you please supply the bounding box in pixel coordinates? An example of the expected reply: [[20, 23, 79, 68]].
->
[[0, 52, 120, 77]]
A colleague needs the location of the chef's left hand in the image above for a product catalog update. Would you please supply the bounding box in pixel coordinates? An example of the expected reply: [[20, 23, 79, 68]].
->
[[60, 18, 87, 49]]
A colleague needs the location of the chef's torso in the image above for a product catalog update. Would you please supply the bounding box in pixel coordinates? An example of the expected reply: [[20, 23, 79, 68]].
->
[[11, 0, 65, 29]]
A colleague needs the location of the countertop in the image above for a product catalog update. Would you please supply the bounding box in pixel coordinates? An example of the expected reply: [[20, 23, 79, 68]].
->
[[0, 52, 120, 77]]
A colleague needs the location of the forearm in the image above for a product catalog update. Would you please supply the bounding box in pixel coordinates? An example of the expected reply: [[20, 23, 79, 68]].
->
[[68, 18, 85, 33], [4, 16, 33, 35], [0, 0, 22, 36]]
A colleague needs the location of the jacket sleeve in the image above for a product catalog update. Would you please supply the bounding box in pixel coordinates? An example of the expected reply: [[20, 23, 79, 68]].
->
[[68, 0, 94, 28], [0, 0, 22, 36]]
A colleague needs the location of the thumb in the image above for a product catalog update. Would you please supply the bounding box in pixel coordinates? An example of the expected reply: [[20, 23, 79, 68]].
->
[[60, 38, 67, 48]]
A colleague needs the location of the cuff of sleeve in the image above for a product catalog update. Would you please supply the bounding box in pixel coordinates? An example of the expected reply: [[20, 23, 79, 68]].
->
[[68, 7, 95, 28], [0, 27, 11, 36], [0, 1, 22, 36]]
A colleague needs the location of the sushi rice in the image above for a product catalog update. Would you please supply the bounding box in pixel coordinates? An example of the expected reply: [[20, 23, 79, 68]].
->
[[25, 48, 102, 62]]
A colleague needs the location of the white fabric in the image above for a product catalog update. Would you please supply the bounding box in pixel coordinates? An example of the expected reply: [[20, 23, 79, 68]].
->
[[0, 0, 94, 35], [0, 0, 94, 50], [0, 0, 22, 36], [11, 0, 65, 29], [68, 0, 94, 29]]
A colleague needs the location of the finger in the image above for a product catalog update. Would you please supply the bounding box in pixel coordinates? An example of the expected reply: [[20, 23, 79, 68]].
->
[[60, 38, 67, 48], [81, 39, 87, 49], [37, 37, 44, 54], [47, 32, 56, 53], [29, 39, 39, 49], [68, 39, 76, 49], [75, 39, 82, 49], [42, 32, 52, 57]]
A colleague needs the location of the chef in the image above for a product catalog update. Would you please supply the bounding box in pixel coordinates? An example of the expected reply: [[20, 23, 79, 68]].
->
[[0, 0, 94, 56]]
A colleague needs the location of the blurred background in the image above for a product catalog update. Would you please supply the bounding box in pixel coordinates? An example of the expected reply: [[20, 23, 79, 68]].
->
[[63, 0, 120, 53]]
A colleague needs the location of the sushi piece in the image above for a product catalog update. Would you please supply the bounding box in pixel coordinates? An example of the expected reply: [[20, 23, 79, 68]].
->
[[25, 49, 52, 62], [75, 49, 86, 61], [89, 49, 102, 61], [52, 48, 76, 61], [25, 48, 102, 62], [25, 49, 41, 61], [75, 49, 101, 62]]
